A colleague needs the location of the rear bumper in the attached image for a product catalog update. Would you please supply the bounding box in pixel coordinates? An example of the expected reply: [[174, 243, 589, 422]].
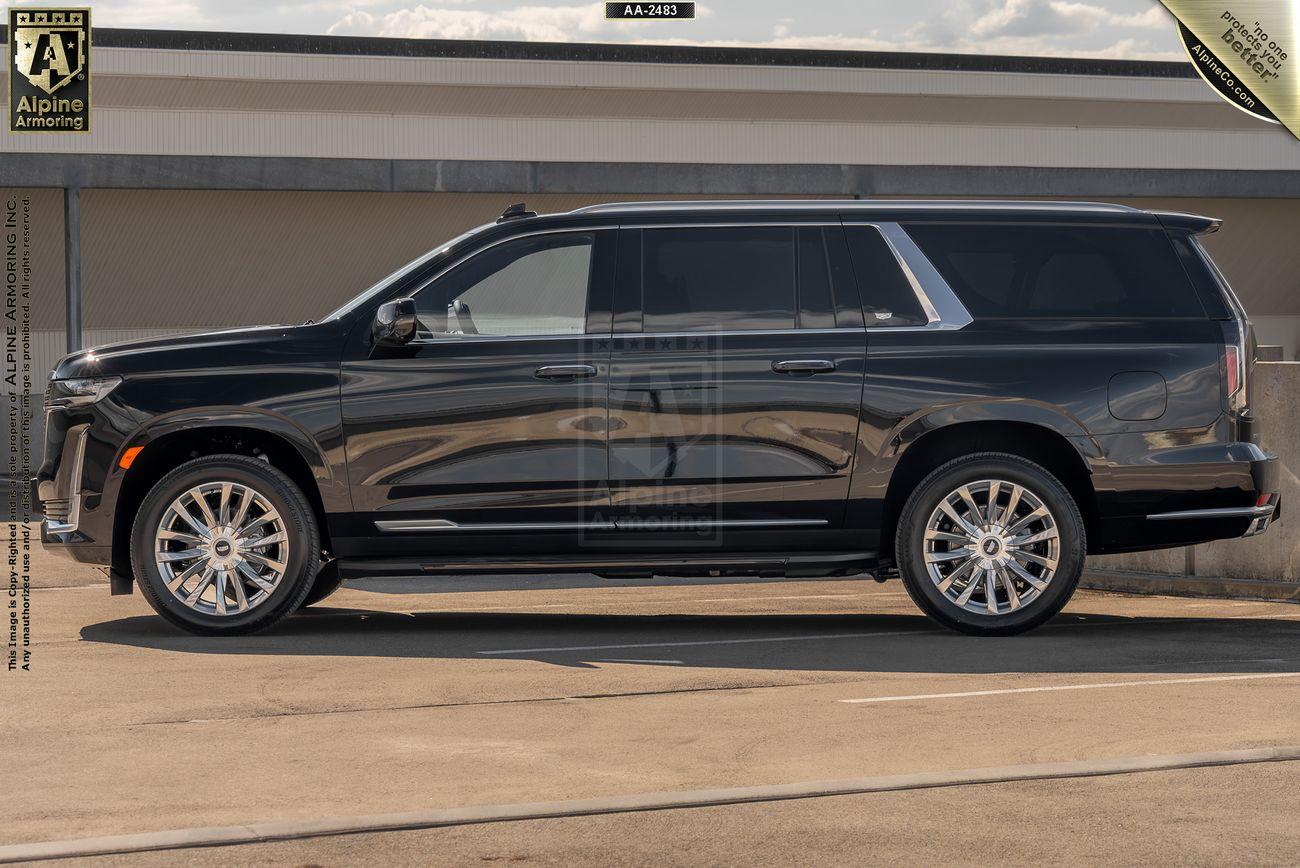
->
[[1093, 441, 1279, 553]]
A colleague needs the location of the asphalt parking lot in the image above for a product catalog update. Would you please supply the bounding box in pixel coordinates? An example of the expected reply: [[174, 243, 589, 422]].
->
[[5, 559, 1300, 865]]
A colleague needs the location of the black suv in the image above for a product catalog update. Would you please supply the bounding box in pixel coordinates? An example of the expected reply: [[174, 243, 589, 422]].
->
[[37, 200, 1278, 636]]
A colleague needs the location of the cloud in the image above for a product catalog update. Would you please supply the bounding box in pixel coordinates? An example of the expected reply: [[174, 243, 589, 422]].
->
[[970, 0, 1169, 38], [328, 3, 628, 41], [635, 31, 1181, 61]]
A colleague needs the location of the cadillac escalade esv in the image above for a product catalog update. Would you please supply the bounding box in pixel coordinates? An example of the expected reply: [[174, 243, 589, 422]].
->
[[36, 200, 1279, 636]]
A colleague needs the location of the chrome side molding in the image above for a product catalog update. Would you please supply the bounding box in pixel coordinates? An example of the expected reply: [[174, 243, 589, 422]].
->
[[1145, 505, 1275, 521], [375, 518, 829, 533], [1146, 503, 1278, 538]]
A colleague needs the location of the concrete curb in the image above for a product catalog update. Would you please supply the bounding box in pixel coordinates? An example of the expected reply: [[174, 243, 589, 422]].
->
[[1083, 570, 1300, 603], [3, 746, 1299, 863]]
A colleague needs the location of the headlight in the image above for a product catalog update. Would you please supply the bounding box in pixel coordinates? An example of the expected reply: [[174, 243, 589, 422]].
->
[[46, 376, 122, 408]]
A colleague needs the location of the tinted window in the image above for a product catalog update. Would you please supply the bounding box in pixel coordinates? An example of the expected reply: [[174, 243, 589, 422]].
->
[[844, 227, 927, 326], [906, 224, 1204, 319], [643, 227, 795, 332], [413, 233, 592, 337], [797, 228, 836, 329]]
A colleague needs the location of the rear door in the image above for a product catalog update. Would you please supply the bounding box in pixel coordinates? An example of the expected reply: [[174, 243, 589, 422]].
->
[[607, 222, 867, 533]]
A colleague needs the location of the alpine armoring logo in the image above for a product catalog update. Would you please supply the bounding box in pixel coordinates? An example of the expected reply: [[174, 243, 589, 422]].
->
[[8, 8, 91, 133]]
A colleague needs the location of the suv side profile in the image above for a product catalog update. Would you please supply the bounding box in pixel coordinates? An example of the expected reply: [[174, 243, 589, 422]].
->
[[36, 200, 1279, 636]]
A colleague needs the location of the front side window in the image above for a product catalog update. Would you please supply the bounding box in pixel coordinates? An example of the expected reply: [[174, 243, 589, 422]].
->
[[412, 233, 593, 337], [905, 223, 1205, 319], [642, 227, 796, 332]]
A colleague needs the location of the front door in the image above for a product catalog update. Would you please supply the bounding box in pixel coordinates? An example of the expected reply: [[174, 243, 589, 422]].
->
[[608, 224, 867, 536], [339, 229, 615, 554]]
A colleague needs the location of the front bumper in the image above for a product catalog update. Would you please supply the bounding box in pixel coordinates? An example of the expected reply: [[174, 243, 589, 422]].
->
[[34, 419, 113, 569]]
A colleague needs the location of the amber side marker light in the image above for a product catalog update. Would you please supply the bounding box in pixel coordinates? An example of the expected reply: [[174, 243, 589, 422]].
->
[[119, 446, 144, 469]]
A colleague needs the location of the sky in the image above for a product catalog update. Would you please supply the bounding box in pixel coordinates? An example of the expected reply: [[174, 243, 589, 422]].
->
[[0, 0, 1185, 60]]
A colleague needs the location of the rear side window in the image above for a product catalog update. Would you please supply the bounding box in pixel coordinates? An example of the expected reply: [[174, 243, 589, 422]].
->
[[642, 227, 795, 332], [905, 224, 1205, 319], [843, 227, 927, 326]]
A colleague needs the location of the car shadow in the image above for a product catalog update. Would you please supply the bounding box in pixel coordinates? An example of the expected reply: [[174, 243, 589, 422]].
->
[[79, 604, 1300, 676]]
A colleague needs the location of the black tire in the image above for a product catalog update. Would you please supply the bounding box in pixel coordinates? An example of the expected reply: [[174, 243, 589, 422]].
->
[[895, 452, 1085, 636], [300, 559, 344, 608], [130, 454, 320, 636]]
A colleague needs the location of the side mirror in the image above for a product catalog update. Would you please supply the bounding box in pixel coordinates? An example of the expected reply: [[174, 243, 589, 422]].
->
[[373, 298, 418, 346]]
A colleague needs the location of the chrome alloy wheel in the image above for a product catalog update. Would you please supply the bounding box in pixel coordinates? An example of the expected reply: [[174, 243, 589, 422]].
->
[[154, 481, 288, 616], [922, 479, 1059, 616]]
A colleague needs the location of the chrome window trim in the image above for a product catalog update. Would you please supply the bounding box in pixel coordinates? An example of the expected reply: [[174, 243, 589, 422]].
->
[[397, 219, 972, 345], [843, 221, 974, 332], [43, 424, 89, 534], [376, 518, 828, 533], [405, 326, 869, 347]]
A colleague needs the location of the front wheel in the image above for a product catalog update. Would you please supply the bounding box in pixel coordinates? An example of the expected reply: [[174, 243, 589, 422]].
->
[[130, 454, 320, 636], [895, 452, 1085, 636]]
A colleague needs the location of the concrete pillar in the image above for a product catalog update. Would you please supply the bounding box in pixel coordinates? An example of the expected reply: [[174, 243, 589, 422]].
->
[[63, 186, 82, 353]]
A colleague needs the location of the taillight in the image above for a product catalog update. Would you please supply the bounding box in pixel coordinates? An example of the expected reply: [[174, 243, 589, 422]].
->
[[1225, 342, 1247, 412], [1226, 345, 1240, 398]]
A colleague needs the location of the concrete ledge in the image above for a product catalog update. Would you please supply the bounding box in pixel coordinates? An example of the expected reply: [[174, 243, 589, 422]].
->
[[1, 746, 1297, 863], [1083, 570, 1300, 603]]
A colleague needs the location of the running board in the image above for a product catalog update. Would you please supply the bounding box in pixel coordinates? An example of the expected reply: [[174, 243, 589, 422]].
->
[[337, 551, 875, 580]]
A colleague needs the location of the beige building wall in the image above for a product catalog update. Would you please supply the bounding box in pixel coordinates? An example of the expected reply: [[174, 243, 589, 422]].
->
[[77, 191, 832, 331], [72, 190, 1300, 356]]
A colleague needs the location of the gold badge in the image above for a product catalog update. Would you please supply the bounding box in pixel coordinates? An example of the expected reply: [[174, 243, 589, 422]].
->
[[1161, 1, 1295, 137], [8, 8, 91, 133]]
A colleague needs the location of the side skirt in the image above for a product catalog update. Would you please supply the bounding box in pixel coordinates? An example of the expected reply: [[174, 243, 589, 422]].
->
[[336, 550, 876, 580]]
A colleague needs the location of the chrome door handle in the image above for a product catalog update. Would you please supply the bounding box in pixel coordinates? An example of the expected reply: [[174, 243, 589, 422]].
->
[[535, 364, 598, 380], [772, 359, 836, 375]]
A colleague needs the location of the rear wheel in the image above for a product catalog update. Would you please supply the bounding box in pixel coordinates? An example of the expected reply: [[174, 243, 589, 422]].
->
[[130, 454, 320, 635], [895, 452, 1085, 636]]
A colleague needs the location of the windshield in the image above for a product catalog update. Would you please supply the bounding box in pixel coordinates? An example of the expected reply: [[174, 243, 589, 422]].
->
[[320, 221, 495, 321]]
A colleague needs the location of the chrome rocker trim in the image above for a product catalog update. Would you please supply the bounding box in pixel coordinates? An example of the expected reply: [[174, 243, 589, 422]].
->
[[375, 518, 829, 533]]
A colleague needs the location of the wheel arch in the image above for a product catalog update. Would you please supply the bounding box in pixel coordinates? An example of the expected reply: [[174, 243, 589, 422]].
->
[[879, 418, 1098, 563], [111, 419, 335, 582]]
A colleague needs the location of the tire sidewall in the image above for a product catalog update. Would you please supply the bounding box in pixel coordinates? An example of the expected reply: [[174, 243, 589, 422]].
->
[[897, 455, 1084, 635], [131, 457, 318, 634]]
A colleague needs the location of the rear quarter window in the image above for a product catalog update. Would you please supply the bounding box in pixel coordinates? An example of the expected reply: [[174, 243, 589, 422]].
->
[[904, 223, 1206, 319]]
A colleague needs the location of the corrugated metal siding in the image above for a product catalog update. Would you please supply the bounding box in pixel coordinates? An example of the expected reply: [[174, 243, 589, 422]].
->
[[80, 49, 1222, 102], [0, 43, 1288, 168], [7, 108, 1299, 170]]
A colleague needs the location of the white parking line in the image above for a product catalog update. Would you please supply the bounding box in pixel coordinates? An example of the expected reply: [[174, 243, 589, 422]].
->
[[600, 659, 685, 665], [477, 629, 930, 655], [840, 671, 1300, 704]]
